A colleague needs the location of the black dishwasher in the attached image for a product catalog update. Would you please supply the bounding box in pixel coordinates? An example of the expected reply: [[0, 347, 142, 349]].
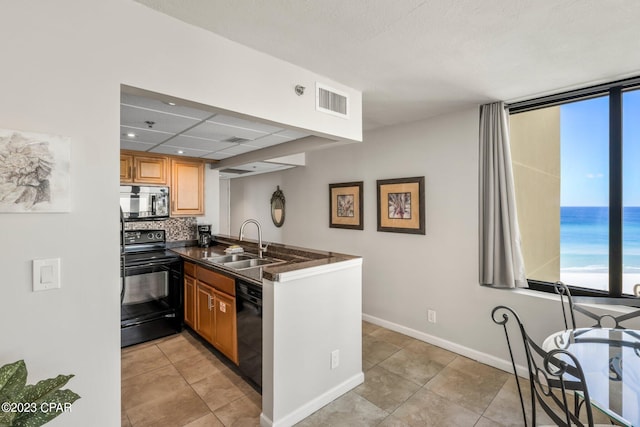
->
[[236, 280, 262, 391]]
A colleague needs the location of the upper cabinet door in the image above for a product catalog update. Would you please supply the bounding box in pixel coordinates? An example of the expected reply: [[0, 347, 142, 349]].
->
[[134, 155, 168, 185], [120, 154, 133, 183], [120, 153, 168, 185], [171, 159, 204, 216]]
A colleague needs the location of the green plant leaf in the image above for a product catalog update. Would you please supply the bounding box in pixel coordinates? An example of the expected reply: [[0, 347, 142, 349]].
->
[[0, 360, 27, 399], [13, 389, 80, 427], [0, 410, 17, 426], [20, 375, 74, 403], [0, 361, 79, 427], [0, 360, 28, 426]]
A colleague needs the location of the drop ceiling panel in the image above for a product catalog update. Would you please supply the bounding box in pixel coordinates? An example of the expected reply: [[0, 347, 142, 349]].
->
[[121, 105, 201, 134], [184, 119, 268, 141], [121, 93, 213, 120], [215, 144, 261, 156], [120, 140, 156, 151], [149, 145, 211, 157], [166, 134, 236, 151], [209, 114, 284, 134], [121, 126, 173, 144]]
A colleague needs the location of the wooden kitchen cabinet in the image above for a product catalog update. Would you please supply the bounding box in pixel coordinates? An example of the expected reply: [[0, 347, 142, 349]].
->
[[120, 150, 208, 216], [213, 289, 238, 363], [171, 158, 204, 216], [120, 154, 133, 182], [120, 152, 168, 185], [195, 282, 215, 343], [183, 262, 196, 328], [192, 265, 238, 364]]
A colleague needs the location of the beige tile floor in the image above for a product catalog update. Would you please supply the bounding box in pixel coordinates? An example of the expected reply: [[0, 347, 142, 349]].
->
[[121, 322, 610, 426]]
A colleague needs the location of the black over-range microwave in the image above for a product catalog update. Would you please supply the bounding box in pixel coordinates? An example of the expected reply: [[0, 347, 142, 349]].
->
[[120, 185, 169, 220]]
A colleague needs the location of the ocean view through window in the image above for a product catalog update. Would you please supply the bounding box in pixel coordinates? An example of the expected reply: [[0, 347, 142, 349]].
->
[[509, 80, 640, 297], [560, 96, 609, 292]]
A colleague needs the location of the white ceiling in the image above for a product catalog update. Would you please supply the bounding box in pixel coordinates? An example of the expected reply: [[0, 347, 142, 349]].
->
[[135, 0, 640, 130], [120, 91, 310, 178]]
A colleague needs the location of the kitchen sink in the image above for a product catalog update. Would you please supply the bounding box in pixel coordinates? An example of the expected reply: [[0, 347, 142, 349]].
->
[[222, 257, 285, 270], [204, 253, 255, 264], [204, 253, 285, 270]]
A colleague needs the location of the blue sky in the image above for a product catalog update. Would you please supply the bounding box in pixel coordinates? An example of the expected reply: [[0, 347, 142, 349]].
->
[[561, 90, 640, 206]]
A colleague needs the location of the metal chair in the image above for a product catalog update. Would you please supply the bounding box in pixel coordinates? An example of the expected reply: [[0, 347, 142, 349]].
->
[[492, 305, 603, 427], [554, 281, 640, 330]]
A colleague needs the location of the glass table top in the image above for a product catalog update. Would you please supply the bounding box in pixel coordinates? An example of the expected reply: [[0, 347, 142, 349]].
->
[[543, 328, 640, 426]]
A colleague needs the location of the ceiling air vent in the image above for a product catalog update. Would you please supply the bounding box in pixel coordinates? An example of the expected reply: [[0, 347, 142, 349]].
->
[[316, 83, 349, 118], [223, 136, 250, 144]]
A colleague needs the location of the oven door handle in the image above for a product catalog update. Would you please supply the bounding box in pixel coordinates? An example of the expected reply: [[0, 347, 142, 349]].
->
[[124, 259, 178, 270]]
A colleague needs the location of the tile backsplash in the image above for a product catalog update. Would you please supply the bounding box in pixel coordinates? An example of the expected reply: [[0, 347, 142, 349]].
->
[[124, 217, 198, 241]]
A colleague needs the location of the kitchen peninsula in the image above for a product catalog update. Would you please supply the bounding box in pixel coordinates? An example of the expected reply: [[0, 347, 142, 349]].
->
[[171, 237, 364, 427]]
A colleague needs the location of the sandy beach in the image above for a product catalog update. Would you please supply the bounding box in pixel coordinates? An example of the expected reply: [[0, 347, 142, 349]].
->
[[560, 272, 640, 295]]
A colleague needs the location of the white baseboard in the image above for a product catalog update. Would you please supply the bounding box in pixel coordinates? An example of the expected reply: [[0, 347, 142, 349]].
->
[[260, 413, 273, 427], [362, 313, 528, 378], [259, 372, 365, 427]]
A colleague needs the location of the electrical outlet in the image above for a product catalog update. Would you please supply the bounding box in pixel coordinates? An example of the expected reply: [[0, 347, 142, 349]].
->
[[428, 309, 437, 323], [331, 349, 340, 369]]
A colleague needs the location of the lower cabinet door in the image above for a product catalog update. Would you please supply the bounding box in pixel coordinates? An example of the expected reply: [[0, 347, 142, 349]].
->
[[213, 290, 238, 364], [184, 275, 196, 328], [195, 282, 214, 343]]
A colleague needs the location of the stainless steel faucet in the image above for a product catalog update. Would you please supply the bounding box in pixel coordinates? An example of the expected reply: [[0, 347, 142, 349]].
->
[[239, 219, 269, 258]]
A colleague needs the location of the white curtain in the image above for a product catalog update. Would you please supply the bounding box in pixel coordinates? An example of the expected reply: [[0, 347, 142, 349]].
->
[[479, 102, 527, 288]]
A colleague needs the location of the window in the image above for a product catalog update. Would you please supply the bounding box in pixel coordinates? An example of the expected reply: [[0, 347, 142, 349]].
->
[[509, 79, 640, 297]]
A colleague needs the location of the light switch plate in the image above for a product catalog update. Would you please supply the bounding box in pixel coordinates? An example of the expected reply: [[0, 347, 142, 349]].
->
[[33, 258, 61, 291]]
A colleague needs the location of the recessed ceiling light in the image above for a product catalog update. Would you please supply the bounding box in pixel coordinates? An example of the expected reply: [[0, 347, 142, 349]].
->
[[177, 150, 184, 154], [164, 101, 177, 106], [126, 133, 136, 138]]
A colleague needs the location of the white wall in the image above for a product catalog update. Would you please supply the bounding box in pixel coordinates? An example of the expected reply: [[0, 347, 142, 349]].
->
[[230, 107, 572, 370], [228, 173, 286, 243], [0, 2, 361, 426], [219, 178, 231, 236], [201, 167, 221, 233], [262, 260, 363, 426]]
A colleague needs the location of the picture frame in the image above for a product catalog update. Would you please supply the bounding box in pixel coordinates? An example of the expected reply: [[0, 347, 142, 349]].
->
[[329, 181, 363, 230], [377, 176, 425, 234], [0, 128, 71, 213]]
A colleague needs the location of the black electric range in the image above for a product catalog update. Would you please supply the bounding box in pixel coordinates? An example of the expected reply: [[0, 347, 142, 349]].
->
[[120, 229, 182, 347]]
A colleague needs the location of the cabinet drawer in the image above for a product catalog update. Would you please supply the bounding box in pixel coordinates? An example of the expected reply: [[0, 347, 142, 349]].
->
[[196, 266, 235, 296], [184, 261, 196, 277]]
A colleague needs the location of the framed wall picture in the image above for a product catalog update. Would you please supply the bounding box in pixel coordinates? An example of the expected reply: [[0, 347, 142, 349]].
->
[[377, 176, 425, 234], [329, 181, 363, 230], [0, 128, 71, 213]]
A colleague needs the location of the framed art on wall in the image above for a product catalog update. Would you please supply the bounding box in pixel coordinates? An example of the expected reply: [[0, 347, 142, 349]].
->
[[329, 181, 363, 230], [0, 128, 71, 213], [377, 176, 425, 234]]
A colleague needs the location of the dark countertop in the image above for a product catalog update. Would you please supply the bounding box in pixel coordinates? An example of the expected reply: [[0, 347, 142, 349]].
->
[[170, 235, 360, 286]]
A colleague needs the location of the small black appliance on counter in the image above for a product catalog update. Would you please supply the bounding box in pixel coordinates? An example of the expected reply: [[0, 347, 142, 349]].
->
[[198, 224, 212, 247]]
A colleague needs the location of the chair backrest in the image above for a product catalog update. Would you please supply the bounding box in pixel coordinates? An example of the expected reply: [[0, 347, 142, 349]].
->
[[554, 281, 577, 330], [492, 305, 595, 427], [554, 281, 640, 329]]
